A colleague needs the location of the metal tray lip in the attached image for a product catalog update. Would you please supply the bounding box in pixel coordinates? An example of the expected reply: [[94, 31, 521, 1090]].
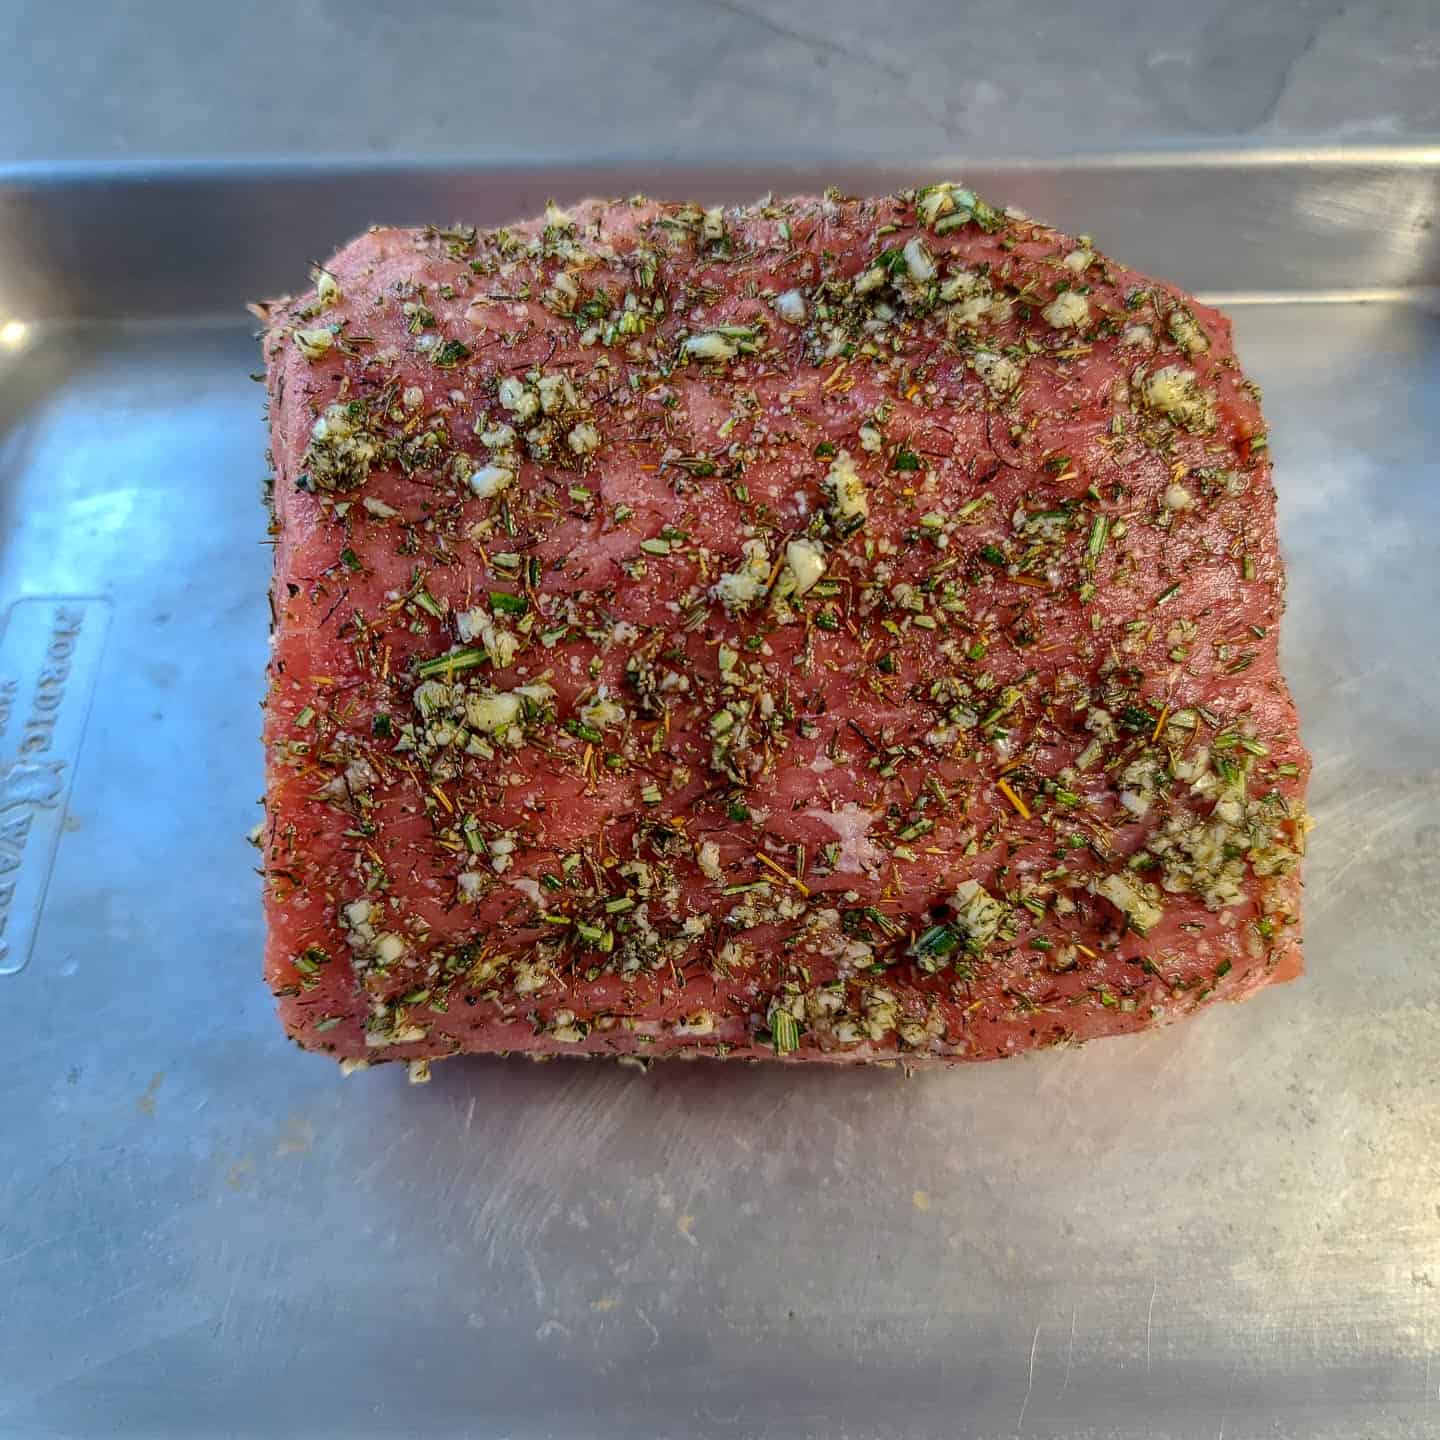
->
[[2, 139, 1440, 193], [2, 141, 1434, 323]]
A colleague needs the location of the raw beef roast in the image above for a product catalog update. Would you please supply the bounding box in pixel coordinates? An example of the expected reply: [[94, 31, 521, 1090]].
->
[[256, 185, 1311, 1076]]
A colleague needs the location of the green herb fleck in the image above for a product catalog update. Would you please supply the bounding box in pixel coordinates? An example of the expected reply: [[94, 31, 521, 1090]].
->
[[293, 944, 329, 976], [874, 246, 908, 275], [431, 339, 471, 368], [1117, 705, 1154, 734], [771, 1010, 801, 1055], [911, 924, 961, 962], [416, 646, 487, 679]]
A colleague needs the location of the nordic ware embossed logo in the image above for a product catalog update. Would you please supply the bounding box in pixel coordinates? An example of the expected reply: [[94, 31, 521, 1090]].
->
[[0, 599, 110, 975]]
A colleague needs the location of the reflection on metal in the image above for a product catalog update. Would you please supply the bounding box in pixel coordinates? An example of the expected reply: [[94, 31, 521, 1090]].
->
[[0, 599, 109, 975], [0, 158, 1436, 1437], [0, 147, 1437, 320], [1200, 287, 1440, 307]]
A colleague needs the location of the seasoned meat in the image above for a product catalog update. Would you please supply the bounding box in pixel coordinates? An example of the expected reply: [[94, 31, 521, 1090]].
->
[[256, 185, 1311, 1076]]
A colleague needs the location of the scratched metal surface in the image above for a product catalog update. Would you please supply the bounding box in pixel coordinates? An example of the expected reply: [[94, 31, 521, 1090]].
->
[[0, 153, 1437, 1440]]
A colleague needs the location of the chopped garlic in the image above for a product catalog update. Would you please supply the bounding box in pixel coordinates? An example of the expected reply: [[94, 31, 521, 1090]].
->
[[537, 373, 577, 415], [1063, 248, 1095, 273], [948, 292, 1009, 330], [673, 1010, 715, 1038], [373, 932, 407, 965], [513, 959, 548, 994], [782, 538, 827, 596], [972, 349, 1022, 395], [862, 986, 899, 1042], [367, 1022, 428, 1048], [903, 236, 936, 282], [713, 538, 772, 611], [480, 619, 520, 669], [454, 611, 518, 665], [1042, 290, 1090, 330], [685, 332, 739, 362], [465, 691, 523, 735], [1094, 873, 1165, 936], [479, 421, 516, 451], [580, 690, 626, 730], [949, 879, 1005, 948], [775, 289, 807, 324], [1168, 306, 1210, 355], [567, 421, 602, 455], [823, 449, 869, 526], [312, 268, 342, 307], [455, 608, 487, 642], [497, 377, 539, 421], [918, 183, 959, 227], [547, 1009, 587, 1044], [469, 464, 516, 500], [542, 270, 579, 315], [342, 898, 375, 939], [1141, 365, 1216, 432], [939, 270, 984, 302], [293, 327, 334, 360], [697, 841, 724, 882]]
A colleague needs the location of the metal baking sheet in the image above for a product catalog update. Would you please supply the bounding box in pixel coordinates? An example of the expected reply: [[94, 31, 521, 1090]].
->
[[0, 149, 1437, 1440]]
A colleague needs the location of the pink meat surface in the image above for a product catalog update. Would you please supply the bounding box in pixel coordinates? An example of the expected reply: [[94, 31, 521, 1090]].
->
[[256, 186, 1311, 1075]]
